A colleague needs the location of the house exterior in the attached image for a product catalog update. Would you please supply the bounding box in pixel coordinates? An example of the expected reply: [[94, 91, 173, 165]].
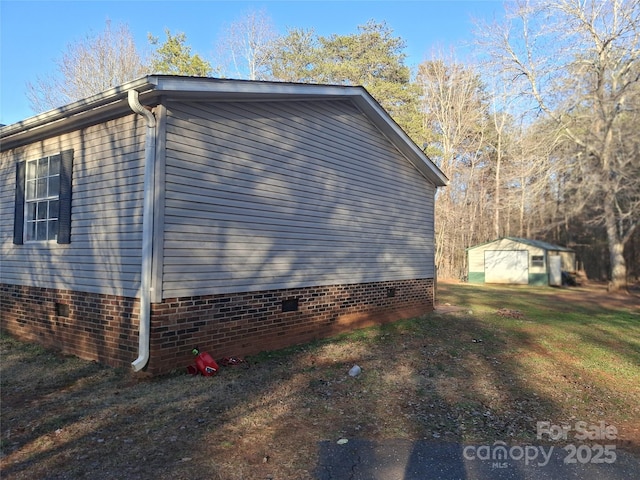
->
[[467, 237, 576, 286], [0, 76, 447, 374]]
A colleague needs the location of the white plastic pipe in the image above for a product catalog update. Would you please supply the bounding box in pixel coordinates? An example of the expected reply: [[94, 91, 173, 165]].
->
[[128, 89, 156, 371]]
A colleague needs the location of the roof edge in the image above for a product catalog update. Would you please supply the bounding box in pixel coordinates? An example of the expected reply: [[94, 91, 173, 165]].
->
[[466, 237, 574, 252], [0, 76, 156, 138], [1, 75, 448, 186]]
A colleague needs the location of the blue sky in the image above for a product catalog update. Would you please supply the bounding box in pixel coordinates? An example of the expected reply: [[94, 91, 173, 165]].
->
[[0, 0, 505, 125]]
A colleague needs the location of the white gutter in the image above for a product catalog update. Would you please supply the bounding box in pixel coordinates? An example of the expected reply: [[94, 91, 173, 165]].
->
[[128, 89, 157, 372]]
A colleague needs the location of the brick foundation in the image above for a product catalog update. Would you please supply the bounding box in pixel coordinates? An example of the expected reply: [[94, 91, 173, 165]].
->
[[0, 284, 139, 367], [1, 278, 434, 374]]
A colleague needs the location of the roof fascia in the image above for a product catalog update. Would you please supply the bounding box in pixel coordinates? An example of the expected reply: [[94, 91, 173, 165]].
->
[[1, 75, 448, 187], [467, 237, 573, 252], [466, 238, 502, 251], [0, 77, 156, 151], [348, 93, 448, 187], [151, 77, 447, 186], [506, 237, 573, 252], [152, 76, 352, 97]]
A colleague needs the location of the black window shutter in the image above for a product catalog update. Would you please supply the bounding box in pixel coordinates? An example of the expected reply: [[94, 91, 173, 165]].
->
[[57, 149, 73, 244], [13, 161, 26, 245]]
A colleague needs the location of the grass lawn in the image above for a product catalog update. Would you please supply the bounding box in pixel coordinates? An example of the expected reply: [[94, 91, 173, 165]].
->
[[1, 282, 639, 479]]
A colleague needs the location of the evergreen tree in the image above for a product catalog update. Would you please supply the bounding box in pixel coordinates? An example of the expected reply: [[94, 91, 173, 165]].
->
[[269, 21, 421, 142], [148, 29, 213, 77]]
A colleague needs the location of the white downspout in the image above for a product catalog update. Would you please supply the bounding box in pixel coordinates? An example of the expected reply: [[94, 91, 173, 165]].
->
[[128, 89, 156, 371]]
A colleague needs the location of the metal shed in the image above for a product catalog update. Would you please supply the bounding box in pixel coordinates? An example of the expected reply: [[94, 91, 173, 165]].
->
[[467, 237, 576, 286]]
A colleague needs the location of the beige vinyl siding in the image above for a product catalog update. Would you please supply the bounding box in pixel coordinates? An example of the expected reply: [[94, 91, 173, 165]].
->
[[469, 238, 543, 272], [557, 251, 576, 272], [162, 99, 435, 298], [0, 114, 145, 297], [468, 238, 555, 284]]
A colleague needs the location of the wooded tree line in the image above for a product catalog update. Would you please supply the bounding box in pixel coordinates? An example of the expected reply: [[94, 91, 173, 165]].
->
[[26, 0, 639, 291]]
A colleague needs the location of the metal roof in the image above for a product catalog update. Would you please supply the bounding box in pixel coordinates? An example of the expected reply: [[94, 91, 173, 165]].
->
[[0, 75, 448, 187], [467, 237, 574, 252]]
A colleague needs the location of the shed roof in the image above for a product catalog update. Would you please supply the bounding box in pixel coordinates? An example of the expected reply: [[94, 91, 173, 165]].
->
[[467, 237, 574, 252], [0, 75, 448, 187]]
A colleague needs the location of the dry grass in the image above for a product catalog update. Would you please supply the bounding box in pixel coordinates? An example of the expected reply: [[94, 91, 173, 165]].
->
[[1, 282, 639, 479]]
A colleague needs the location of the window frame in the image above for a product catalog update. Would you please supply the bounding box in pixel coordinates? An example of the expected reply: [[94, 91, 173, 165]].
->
[[23, 154, 62, 243], [13, 149, 73, 245], [531, 255, 544, 268]]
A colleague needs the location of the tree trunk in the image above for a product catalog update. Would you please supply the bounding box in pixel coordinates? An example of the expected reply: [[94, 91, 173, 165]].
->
[[494, 151, 501, 238], [604, 197, 628, 292], [519, 175, 526, 237]]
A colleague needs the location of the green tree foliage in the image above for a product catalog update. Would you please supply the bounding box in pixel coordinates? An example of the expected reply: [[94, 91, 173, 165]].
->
[[148, 29, 213, 76], [269, 28, 319, 83], [314, 21, 409, 85], [269, 21, 421, 142], [316, 21, 422, 141]]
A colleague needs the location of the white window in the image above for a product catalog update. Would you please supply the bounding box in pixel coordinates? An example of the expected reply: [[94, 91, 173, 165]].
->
[[24, 154, 61, 242], [531, 255, 544, 268]]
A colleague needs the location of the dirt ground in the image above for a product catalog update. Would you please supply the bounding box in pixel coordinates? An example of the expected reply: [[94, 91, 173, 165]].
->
[[550, 282, 640, 310], [1, 281, 639, 479]]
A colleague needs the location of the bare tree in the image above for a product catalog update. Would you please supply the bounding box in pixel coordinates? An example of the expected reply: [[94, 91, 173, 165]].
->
[[509, 119, 567, 239], [27, 20, 147, 113], [484, 81, 524, 239], [416, 56, 491, 279], [215, 8, 278, 80], [476, 0, 640, 291]]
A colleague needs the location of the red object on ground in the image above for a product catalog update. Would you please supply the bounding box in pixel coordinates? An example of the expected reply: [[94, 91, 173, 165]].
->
[[193, 349, 219, 376]]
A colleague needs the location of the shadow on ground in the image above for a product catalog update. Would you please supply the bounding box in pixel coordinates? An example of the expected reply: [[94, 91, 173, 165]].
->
[[316, 438, 640, 479], [2, 282, 639, 479]]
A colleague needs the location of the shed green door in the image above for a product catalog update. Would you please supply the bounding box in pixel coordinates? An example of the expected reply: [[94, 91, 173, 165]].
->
[[484, 250, 529, 284]]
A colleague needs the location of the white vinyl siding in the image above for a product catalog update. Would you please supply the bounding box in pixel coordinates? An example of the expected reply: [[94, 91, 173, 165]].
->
[[0, 114, 145, 297], [162, 99, 435, 298]]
